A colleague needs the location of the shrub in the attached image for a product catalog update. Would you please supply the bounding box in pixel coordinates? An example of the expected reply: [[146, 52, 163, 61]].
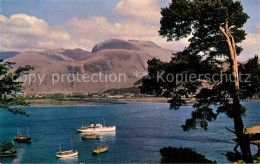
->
[[160, 147, 216, 163]]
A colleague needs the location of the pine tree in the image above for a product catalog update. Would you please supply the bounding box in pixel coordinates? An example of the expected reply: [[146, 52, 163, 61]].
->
[[140, 0, 260, 162]]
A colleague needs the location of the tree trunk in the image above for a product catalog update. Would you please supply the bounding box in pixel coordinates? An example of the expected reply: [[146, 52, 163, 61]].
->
[[220, 22, 253, 162], [233, 96, 252, 162], [257, 144, 260, 156]]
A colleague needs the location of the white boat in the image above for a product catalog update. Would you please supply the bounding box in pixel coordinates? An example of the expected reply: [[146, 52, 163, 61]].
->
[[56, 150, 78, 158], [56, 141, 78, 158], [77, 121, 116, 133]]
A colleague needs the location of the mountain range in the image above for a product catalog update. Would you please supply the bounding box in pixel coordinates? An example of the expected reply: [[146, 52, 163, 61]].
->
[[4, 39, 176, 94]]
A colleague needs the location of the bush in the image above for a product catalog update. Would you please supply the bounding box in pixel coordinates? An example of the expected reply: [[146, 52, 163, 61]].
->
[[0, 141, 19, 152], [160, 147, 216, 163]]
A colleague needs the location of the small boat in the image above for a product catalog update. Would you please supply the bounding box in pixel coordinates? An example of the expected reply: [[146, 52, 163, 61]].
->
[[56, 141, 78, 158], [92, 145, 108, 154], [14, 128, 31, 143], [56, 150, 78, 158], [77, 120, 116, 133], [82, 133, 100, 139], [0, 150, 17, 157]]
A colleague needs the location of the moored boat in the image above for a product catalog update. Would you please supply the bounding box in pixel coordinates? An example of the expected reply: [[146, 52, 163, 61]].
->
[[77, 120, 116, 133], [56, 141, 78, 158], [82, 133, 100, 139], [92, 145, 108, 154], [0, 150, 17, 157], [13, 128, 31, 143], [56, 150, 78, 158]]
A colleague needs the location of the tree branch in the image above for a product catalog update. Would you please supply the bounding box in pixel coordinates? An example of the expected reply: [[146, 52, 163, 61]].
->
[[219, 25, 235, 61], [226, 126, 236, 134], [237, 61, 245, 69], [234, 143, 240, 154]]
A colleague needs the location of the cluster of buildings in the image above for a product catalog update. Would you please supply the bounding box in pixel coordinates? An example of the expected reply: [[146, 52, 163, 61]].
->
[[18, 92, 149, 99]]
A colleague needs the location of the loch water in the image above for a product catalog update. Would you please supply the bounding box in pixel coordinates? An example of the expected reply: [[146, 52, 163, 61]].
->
[[0, 101, 259, 163]]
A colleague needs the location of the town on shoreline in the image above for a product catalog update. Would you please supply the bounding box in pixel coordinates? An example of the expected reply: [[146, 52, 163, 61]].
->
[[25, 94, 260, 107]]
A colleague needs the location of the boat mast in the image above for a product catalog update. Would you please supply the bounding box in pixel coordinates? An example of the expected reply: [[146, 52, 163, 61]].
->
[[17, 128, 22, 136], [60, 144, 61, 152], [71, 140, 73, 150], [103, 118, 105, 127], [26, 127, 30, 137], [82, 120, 84, 128]]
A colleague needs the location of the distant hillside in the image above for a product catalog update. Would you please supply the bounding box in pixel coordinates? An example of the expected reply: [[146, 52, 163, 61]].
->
[[39, 48, 91, 61], [0, 51, 20, 60], [92, 39, 140, 53], [128, 40, 176, 61], [92, 39, 176, 62], [7, 39, 177, 94]]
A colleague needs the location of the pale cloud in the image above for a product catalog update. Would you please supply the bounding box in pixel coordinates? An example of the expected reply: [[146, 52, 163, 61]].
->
[[0, 12, 188, 52], [238, 25, 260, 61], [6, 0, 260, 59], [0, 0, 188, 52], [66, 16, 117, 39], [65, 16, 186, 51], [66, 17, 158, 39], [0, 14, 94, 51], [0, 0, 258, 61], [114, 0, 161, 23]]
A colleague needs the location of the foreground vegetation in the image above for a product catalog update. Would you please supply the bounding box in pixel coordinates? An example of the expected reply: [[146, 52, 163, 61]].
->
[[141, 0, 260, 162], [160, 147, 216, 163]]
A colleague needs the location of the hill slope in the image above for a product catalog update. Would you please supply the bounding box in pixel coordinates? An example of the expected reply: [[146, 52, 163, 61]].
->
[[128, 40, 176, 61], [7, 39, 176, 94], [92, 39, 141, 53]]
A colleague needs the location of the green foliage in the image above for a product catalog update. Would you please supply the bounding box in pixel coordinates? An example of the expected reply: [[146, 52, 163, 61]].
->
[[0, 59, 33, 115], [239, 56, 260, 98], [140, 0, 260, 131], [141, 55, 260, 131], [0, 141, 20, 152], [225, 152, 243, 162], [160, 0, 249, 58], [160, 146, 216, 163]]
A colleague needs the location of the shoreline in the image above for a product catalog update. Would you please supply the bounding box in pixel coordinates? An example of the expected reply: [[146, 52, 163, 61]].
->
[[26, 97, 170, 107], [26, 98, 126, 107], [25, 97, 259, 107]]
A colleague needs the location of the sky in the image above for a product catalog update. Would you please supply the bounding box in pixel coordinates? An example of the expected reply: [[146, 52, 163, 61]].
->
[[0, 0, 259, 61]]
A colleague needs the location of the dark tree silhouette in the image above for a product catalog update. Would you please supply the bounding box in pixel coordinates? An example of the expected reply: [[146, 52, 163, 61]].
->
[[140, 0, 260, 162], [0, 141, 20, 152], [0, 59, 33, 115], [160, 147, 216, 163]]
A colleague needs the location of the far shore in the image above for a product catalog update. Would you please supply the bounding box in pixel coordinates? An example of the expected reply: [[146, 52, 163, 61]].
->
[[25, 98, 124, 107], [26, 97, 171, 107], [25, 97, 259, 107]]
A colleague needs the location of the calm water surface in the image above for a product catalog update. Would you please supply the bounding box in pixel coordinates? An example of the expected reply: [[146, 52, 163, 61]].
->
[[0, 101, 259, 163]]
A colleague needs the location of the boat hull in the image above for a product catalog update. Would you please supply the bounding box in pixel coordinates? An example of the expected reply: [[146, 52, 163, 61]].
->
[[14, 137, 31, 143], [92, 146, 108, 154], [56, 151, 78, 158], [0, 150, 17, 157], [77, 126, 116, 133]]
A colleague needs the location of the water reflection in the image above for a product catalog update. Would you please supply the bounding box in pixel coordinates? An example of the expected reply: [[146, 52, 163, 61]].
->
[[57, 156, 78, 163], [99, 132, 116, 136], [0, 156, 18, 163], [99, 132, 116, 142]]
